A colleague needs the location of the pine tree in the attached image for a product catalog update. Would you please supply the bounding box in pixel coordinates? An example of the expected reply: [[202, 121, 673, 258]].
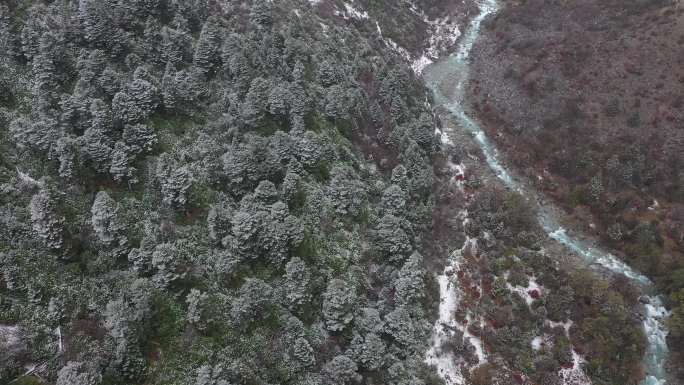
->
[[193, 17, 221, 75], [91, 191, 127, 246], [30, 189, 64, 250], [322, 279, 356, 332]]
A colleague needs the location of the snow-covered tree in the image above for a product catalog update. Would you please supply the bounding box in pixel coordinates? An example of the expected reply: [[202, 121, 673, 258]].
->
[[291, 337, 316, 368], [374, 214, 412, 258], [348, 332, 386, 370], [186, 288, 208, 327], [193, 17, 221, 74], [249, 2, 273, 27], [381, 184, 407, 217], [56, 361, 102, 385], [91, 191, 127, 246], [284, 257, 311, 309], [30, 189, 64, 250], [231, 278, 273, 326], [112, 73, 159, 124], [156, 154, 192, 208], [151, 242, 190, 288], [322, 355, 360, 385], [394, 252, 425, 306], [322, 279, 356, 332], [384, 307, 416, 348]]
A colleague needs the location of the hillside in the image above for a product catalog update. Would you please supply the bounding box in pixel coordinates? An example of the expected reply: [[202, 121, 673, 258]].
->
[[467, 0, 684, 378], [0, 1, 666, 385]]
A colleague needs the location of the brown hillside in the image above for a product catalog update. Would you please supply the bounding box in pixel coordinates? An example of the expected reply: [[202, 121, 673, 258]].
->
[[467, 0, 684, 376]]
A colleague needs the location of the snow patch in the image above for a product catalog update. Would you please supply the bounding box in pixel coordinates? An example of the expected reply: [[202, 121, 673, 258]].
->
[[506, 276, 542, 306], [336, 2, 369, 20], [406, 1, 462, 67], [648, 199, 659, 211], [559, 349, 592, 385], [437, 127, 453, 145], [16, 168, 43, 188], [460, 314, 487, 365], [426, 235, 488, 384], [531, 336, 543, 350], [425, 255, 468, 385], [413, 55, 433, 75], [375, 22, 411, 62], [546, 319, 574, 337]]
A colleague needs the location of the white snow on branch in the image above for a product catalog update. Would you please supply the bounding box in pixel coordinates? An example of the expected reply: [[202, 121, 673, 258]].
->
[[16, 168, 43, 188], [335, 2, 369, 20]]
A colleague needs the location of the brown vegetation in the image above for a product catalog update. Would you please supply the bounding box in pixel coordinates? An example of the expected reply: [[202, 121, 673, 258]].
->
[[467, 0, 684, 377]]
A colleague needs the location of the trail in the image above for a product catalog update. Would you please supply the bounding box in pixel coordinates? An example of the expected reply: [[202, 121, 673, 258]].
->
[[423, 0, 670, 384]]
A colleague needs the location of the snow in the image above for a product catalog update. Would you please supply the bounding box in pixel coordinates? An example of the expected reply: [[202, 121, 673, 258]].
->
[[425, 249, 488, 385], [445, 161, 467, 190], [436, 127, 453, 145], [425, 207, 488, 385], [16, 168, 43, 187], [547, 319, 574, 337], [425, 256, 467, 385], [375, 22, 412, 62], [407, 1, 462, 61], [56, 326, 63, 353], [506, 276, 542, 306], [413, 55, 433, 75], [540, 320, 592, 384], [335, 3, 368, 20], [531, 336, 543, 350], [559, 349, 592, 385], [0, 324, 22, 348], [648, 199, 659, 211], [319, 22, 329, 36], [460, 314, 487, 365]]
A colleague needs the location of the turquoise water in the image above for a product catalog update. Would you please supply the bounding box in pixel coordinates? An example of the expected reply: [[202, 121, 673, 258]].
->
[[423, 1, 670, 383]]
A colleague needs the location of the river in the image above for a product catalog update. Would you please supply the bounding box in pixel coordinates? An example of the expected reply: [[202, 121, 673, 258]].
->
[[422, 0, 670, 384]]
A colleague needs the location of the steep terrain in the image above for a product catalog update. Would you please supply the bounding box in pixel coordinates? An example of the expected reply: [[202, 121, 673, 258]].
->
[[0, 1, 447, 384], [467, 1, 684, 380], [0, 1, 674, 385]]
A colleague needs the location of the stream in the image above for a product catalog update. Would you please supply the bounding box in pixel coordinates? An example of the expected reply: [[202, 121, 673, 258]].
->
[[422, 0, 670, 384]]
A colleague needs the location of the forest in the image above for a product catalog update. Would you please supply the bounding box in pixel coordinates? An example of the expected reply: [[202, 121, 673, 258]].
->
[[0, 1, 671, 385]]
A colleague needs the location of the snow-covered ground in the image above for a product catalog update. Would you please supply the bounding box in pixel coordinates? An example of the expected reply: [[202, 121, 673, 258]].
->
[[559, 349, 592, 385], [425, 205, 487, 384], [506, 276, 543, 306], [425, 256, 468, 385], [309, 0, 464, 75], [425, 247, 488, 383], [406, 1, 464, 74], [547, 319, 574, 337]]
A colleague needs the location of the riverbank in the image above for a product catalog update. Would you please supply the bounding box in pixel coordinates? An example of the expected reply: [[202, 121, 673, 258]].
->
[[422, 0, 671, 383], [465, 2, 684, 379]]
